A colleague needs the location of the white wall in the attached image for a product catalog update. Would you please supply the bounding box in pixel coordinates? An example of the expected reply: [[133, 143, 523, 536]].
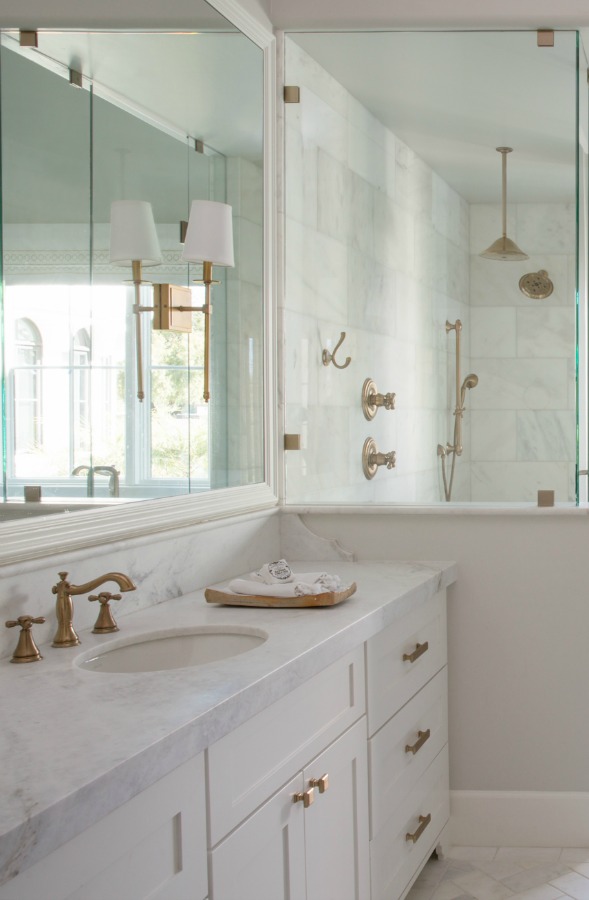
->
[[290, 510, 589, 797]]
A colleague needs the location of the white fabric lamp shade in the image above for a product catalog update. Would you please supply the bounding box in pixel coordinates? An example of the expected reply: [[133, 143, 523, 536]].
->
[[109, 200, 162, 267], [181, 200, 234, 267]]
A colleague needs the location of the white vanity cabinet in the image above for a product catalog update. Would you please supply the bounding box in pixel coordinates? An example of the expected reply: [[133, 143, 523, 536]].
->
[[367, 589, 449, 900], [0, 754, 208, 900], [208, 646, 370, 900]]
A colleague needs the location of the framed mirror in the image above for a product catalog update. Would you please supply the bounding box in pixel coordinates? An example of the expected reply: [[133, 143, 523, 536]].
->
[[0, 0, 276, 564]]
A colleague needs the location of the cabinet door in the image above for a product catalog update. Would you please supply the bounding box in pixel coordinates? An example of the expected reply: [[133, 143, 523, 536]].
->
[[0, 755, 207, 900], [210, 772, 306, 900], [303, 719, 370, 900]]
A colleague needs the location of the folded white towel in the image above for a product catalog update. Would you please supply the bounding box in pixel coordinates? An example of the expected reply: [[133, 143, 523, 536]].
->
[[295, 572, 342, 592], [228, 578, 323, 597], [252, 560, 342, 592]]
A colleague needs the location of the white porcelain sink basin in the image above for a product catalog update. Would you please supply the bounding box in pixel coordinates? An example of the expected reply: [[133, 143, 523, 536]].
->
[[76, 625, 268, 673]]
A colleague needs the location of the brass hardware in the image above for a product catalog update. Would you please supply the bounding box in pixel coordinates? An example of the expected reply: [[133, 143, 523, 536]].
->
[[19, 30, 38, 48], [406, 813, 431, 844], [69, 68, 83, 88], [362, 438, 396, 480], [361, 378, 396, 420], [180, 220, 188, 244], [153, 284, 194, 333], [89, 592, 122, 633], [480, 148, 528, 261], [519, 269, 553, 300], [537, 489, 555, 507], [284, 433, 302, 451], [284, 85, 301, 103], [537, 29, 554, 47], [5, 615, 45, 663], [293, 787, 315, 807], [51, 571, 136, 647], [24, 485, 41, 502], [322, 332, 351, 369], [405, 729, 431, 755], [439, 319, 478, 501], [194, 139, 205, 153], [403, 641, 429, 663], [309, 774, 329, 794]]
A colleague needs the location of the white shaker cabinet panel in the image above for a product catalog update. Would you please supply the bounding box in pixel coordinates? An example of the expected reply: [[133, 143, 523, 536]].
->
[[0, 755, 207, 900], [208, 645, 365, 845], [367, 590, 447, 736]]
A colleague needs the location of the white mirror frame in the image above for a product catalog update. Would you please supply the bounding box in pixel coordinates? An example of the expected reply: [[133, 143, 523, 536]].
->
[[0, 0, 278, 567]]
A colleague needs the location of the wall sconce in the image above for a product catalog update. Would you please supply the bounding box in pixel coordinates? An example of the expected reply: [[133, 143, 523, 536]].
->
[[109, 200, 162, 401], [178, 200, 235, 403]]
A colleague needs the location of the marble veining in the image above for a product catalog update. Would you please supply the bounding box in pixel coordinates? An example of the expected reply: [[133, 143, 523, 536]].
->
[[0, 558, 456, 886]]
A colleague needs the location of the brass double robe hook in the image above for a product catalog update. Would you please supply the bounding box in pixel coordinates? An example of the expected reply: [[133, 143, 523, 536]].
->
[[322, 332, 351, 369]]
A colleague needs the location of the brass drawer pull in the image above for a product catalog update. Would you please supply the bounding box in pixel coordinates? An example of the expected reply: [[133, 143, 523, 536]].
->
[[309, 773, 329, 794], [293, 787, 315, 808], [403, 641, 429, 663], [405, 813, 431, 843], [405, 729, 431, 755]]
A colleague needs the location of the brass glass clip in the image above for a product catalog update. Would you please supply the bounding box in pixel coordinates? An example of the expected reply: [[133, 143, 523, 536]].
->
[[89, 592, 122, 633], [5, 615, 46, 663], [362, 378, 396, 420]]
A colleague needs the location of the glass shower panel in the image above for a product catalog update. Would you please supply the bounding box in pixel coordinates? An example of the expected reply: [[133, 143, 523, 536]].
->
[[283, 29, 580, 505]]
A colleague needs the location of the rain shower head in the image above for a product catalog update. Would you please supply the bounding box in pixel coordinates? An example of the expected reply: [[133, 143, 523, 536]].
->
[[479, 148, 528, 261]]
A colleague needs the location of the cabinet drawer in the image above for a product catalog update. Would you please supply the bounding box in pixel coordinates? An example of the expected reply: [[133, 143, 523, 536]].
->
[[208, 646, 365, 844], [369, 667, 447, 838], [369, 745, 449, 900], [367, 590, 447, 736]]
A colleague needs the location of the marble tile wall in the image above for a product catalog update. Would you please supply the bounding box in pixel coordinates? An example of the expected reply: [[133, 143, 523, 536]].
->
[[283, 38, 471, 504], [469, 203, 577, 502]]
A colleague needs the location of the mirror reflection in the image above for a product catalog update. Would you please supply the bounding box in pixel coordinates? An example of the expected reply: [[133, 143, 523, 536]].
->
[[1, 16, 265, 520], [284, 30, 585, 505]]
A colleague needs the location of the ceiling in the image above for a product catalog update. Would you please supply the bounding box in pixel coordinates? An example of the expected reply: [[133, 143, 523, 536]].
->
[[290, 29, 581, 204]]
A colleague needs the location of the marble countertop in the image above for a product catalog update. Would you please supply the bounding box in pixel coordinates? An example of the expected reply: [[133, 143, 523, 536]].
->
[[0, 558, 456, 886]]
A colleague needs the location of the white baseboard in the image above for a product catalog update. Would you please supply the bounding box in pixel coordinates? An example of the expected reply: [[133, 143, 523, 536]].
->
[[450, 790, 589, 847]]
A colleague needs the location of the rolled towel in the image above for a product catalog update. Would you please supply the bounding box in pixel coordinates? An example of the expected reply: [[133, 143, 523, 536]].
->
[[255, 559, 294, 584], [228, 578, 323, 597]]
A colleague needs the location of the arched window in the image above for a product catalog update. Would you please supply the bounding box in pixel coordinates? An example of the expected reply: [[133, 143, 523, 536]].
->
[[72, 328, 91, 452], [14, 318, 42, 453]]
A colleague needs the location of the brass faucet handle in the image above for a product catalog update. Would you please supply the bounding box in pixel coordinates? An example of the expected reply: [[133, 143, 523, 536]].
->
[[5, 615, 46, 663], [89, 592, 121, 634]]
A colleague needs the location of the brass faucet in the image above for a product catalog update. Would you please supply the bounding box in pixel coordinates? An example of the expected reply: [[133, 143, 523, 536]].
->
[[51, 571, 136, 647]]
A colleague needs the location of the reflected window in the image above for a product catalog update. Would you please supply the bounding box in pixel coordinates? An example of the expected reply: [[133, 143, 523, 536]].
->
[[14, 318, 42, 455], [72, 328, 91, 453]]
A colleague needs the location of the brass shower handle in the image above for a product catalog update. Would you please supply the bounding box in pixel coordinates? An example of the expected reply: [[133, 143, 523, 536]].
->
[[362, 379, 396, 420], [362, 438, 396, 479]]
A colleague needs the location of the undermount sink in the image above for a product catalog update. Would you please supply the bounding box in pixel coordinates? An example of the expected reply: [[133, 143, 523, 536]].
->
[[75, 625, 268, 673]]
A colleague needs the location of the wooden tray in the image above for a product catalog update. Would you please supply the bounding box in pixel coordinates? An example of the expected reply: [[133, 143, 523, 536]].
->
[[204, 582, 357, 608]]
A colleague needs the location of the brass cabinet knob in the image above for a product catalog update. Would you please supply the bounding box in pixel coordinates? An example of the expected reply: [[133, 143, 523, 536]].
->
[[5, 615, 46, 663], [89, 592, 121, 633], [309, 773, 329, 794], [293, 787, 315, 808]]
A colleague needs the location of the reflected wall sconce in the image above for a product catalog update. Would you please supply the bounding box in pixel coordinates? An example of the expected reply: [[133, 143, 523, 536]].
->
[[109, 200, 162, 401], [179, 200, 235, 403], [479, 147, 528, 261]]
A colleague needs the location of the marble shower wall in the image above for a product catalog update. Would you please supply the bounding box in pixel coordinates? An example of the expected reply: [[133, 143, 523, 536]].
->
[[283, 37, 471, 504], [469, 204, 576, 502]]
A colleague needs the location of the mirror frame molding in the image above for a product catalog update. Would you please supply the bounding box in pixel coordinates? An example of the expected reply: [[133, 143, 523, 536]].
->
[[0, 0, 278, 567]]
